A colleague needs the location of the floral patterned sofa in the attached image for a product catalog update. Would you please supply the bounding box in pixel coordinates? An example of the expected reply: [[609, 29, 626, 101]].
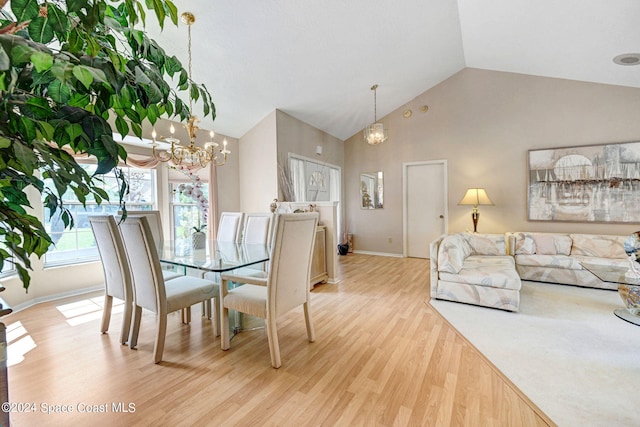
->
[[430, 233, 522, 312], [507, 232, 628, 291]]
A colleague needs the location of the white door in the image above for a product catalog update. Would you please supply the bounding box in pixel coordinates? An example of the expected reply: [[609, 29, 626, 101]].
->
[[403, 161, 447, 258]]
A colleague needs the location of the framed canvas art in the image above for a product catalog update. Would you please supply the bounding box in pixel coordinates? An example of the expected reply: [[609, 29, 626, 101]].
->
[[528, 141, 640, 223]]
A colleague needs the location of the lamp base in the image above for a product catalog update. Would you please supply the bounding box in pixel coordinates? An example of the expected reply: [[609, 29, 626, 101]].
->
[[471, 211, 479, 233]]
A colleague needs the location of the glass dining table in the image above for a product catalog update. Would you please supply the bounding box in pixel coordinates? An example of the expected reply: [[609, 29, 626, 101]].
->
[[157, 240, 270, 274], [157, 239, 270, 335]]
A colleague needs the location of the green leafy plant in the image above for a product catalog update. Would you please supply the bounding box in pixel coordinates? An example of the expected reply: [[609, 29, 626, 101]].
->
[[0, 0, 216, 290]]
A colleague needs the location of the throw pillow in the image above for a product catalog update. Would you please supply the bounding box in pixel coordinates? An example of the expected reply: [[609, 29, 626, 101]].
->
[[465, 233, 506, 256], [530, 233, 572, 255], [437, 234, 470, 273], [570, 234, 627, 258], [514, 232, 536, 255]]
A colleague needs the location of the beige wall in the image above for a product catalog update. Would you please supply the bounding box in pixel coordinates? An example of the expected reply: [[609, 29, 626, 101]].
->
[[239, 111, 279, 213], [275, 110, 345, 239], [345, 68, 640, 254], [276, 110, 344, 171]]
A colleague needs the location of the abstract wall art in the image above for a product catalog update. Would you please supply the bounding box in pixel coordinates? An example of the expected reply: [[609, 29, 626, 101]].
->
[[528, 141, 640, 223]]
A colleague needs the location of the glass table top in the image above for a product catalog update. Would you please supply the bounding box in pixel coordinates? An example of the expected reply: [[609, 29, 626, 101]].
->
[[157, 240, 269, 273]]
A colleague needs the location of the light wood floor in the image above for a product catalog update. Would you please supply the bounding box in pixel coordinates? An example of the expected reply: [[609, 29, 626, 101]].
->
[[4, 254, 554, 426]]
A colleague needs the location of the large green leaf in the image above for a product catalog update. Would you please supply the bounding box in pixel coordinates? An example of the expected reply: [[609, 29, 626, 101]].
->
[[73, 65, 94, 89], [165, 0, 178, 25], [13, 142, 38, 173], [31, 51, 53, 73], [115, 116, 129, 139], [47, 80, 72, 104], [151, 0, 166, 29], [29, 16, 55, 44], [25, 97, 53, 119], [11, 0, 39, 23], [47, 4, 70, 35]]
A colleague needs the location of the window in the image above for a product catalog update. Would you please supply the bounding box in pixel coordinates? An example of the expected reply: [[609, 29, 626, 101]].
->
[[43, 165, 156, 266], [169, 182, 209, 240]]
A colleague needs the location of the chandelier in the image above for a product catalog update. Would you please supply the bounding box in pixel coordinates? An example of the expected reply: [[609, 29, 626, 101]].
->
[[152, 12, 230, 168], [363, 84, 388, 145]]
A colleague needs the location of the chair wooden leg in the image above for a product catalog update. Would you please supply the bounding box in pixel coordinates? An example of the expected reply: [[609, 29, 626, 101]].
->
[[265, 314, 281, 369], [205, 300, 212, 320], [101, 294, 113, 334], [120, 300, 133, 345], [214, 297, 221, 337], [303, 301, 315, 342], [181, 307, 191, 324], [129, 306, 143, 349], [221, 306, 230, 350], [202, 301, 210, 318], [154, 315, 167, 364]]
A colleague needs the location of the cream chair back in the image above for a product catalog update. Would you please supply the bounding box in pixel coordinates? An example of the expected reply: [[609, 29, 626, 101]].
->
[[242, 213, 273, 245], [268, 213, 319, 317], [119, 216, 165, 313], [88, 215, 133, 344], [119, 210, 163, 243], [217, 212, 244, 242]]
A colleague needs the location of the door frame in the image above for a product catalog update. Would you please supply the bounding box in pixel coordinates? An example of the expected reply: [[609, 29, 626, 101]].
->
[[402, 160, 448, 258]]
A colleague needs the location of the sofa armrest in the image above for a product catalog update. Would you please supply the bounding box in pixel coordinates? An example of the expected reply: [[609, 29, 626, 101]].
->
[[430, 235, 446, 298]]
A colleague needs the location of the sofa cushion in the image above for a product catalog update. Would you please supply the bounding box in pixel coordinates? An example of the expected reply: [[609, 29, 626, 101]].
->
[[437, 233, 471, 274], [529, 233, 572, 255], [515, 254, 582, 270], [438, 256, 521, 290], [570, 234, 626, 258], [513, 232, 536, 255], [465, 233, 506, 256]]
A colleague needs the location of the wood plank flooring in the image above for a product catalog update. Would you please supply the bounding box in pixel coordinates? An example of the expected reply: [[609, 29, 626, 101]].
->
[[4, 254, 554, 426]]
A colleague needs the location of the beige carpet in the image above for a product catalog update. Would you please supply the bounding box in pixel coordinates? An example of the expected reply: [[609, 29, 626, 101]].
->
[[430, 281, 640, 427]]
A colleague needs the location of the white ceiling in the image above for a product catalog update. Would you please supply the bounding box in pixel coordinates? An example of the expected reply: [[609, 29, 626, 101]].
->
[[144, 0, 640, 141]]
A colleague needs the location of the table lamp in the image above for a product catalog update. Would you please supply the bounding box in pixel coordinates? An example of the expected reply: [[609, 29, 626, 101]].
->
[[458, 188, 494, 232]]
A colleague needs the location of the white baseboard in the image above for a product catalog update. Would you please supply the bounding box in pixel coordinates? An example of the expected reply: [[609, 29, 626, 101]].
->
[[11, 285, 103, 313], [351, 250, 403, 258]]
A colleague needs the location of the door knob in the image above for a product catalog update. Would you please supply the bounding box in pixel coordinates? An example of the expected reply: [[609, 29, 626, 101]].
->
[[439, 215, 444, 219]]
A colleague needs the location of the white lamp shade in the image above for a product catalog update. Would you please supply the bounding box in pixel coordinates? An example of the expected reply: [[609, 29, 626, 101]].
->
[[458, 188, 494, 207]]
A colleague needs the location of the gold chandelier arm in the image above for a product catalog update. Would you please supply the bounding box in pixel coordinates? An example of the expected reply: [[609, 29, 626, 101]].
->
[[152, 144, 173, 163]]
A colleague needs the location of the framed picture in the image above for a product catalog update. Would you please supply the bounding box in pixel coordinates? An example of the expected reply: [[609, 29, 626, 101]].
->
[[528, 141, 640, 223]]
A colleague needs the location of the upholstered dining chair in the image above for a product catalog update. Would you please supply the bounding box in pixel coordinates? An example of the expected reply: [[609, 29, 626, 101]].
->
[[89, 215, 133, 345], [121, 210, 163, 242], [118, 210, 181, 282], [119, 215, 219, 363], [216, 212, 244, 242], [204, 213, 273, 284], [220, 212, 319, 368], [241, 212, 274, 245]]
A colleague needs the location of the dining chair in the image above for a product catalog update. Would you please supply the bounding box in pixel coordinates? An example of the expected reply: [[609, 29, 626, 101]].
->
[[118, 215, 219, 363], [121, 210, 163, 242], [220, 212, 319, 368], [89, 215, 133, 345], [241, 212, 274, 245], [118, 210, 181, 281], [205, 213, 273, 284], [216, 212, 244, 242]]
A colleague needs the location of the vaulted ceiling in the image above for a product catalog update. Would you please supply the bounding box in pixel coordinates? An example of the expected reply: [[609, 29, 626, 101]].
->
[[145, 0, 640, 141]]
